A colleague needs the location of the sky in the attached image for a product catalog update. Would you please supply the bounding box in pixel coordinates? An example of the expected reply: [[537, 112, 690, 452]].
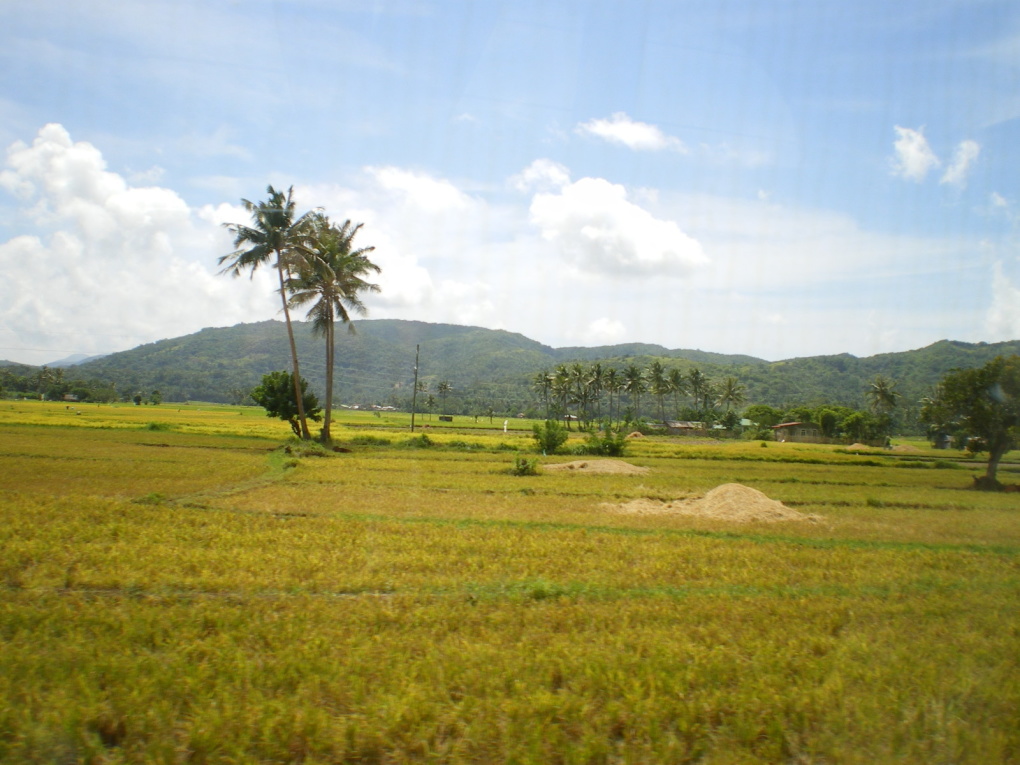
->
[[1, 0, 1019, 366]]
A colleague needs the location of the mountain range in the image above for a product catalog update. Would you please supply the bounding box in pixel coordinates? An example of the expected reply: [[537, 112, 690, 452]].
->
[[7, 320, 1018, 417]]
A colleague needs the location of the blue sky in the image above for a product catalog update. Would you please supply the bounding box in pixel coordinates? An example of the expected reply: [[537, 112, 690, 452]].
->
[[1, 0, 1018, 365]]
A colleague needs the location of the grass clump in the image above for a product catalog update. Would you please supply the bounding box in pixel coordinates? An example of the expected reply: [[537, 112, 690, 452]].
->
[[143, 422, 172, 432]]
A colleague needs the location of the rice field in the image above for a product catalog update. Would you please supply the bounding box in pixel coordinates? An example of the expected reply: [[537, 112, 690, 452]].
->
[[1, 400, 1017, 763]]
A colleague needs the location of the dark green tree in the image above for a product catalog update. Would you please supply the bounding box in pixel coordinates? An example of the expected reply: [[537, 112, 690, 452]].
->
[[920, 355, 1020, 490], [251, 370, 323, 438]]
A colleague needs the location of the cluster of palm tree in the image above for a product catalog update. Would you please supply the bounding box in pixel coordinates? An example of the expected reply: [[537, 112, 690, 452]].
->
[[219, 186, 381, 441], [531, 361, 746, 428]]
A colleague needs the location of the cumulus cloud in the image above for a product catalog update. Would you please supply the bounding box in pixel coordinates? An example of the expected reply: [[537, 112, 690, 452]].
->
[[509, 158, 571, 193], [365, 166, 472, 213], [987, 263, 1020, 338], [576, 112, 687, 153], [529, 177, 708, 276], [890, 126, 940, 181], [941, 139, 980, 187], [0, 124, 276, 363]]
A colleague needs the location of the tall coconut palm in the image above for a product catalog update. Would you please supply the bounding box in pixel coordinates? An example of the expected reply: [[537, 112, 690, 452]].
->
[[437, 380, 453, 414], [687, 368, 710, 411], [288, 215, 380, 442], [220, 186, 317, 439], [667, 367, 687, 419], [867, 375, 901, 416], [623, 364, 646, 421], [603, 367, 621, 426], [648, 360, 669, 423], [717, 376, 747, 411], [532, 370, 553, 420]]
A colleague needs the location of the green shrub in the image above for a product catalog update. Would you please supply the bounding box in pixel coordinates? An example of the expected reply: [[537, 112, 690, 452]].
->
[[532, 420, 568, 455], [350, 435, 392, 446], [581, 428, 628, 457], [508, 455, 540, 476], [144, 422, 172, 432], [400, 434, 433, 449]]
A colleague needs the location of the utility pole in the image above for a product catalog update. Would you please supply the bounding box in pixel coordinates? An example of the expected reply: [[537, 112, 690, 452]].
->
[[410, 344, 420, 432]]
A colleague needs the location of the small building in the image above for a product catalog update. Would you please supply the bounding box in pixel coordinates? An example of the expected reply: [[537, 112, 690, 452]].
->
[[772, 421, 826, 444], [665, 420, 703, 435]]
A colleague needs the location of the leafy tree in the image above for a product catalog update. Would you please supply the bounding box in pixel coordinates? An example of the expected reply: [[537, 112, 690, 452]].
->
[[220, 185, 317, 439], [532, 419, 569, 454], [288, 214, 380, 442], [920, 355, 1020, 490], [150, 390, 162, 405], [667, 368, 687, 419], [250, 370, 323, 438], [744, 404, 782, 439]]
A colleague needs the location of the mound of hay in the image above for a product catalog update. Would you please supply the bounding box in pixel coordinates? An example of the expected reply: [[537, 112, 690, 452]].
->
[[545, 459, 649, 475], [626, 431, 644, 439], [891, 444, 922, 453], [847, 443, 871, 450], [610, 483, 821, 523]]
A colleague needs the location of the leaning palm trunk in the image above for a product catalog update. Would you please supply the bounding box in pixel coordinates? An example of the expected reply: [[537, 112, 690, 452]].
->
[[322, 318, 335, 442], [277, 261, 311, 440]]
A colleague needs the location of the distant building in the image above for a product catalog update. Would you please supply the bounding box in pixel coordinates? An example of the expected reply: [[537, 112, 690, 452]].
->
[[772, 421, 826, 443]]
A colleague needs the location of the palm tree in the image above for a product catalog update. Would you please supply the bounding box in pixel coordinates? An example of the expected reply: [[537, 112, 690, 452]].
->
[[603, 367, 621, 426], [867, 375, 901, 416], [437, 380, 453, 414], [648, 360, 669, 423], [551, 364, 572, 428], [667, 367, 687, 419], [687, 368, 710, 411], [717, 376, 747, 412], [220, 185, 317, 439], [623, 364, 646, 421], [532, 370, 552, 420], [288, 215, 380, 442]]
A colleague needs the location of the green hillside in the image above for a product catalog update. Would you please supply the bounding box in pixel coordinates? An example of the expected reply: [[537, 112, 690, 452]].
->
[[6, 321, 1019, 422]]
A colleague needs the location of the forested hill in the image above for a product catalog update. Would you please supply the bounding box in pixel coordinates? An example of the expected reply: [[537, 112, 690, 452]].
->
[[20, 320, 1020, 413]]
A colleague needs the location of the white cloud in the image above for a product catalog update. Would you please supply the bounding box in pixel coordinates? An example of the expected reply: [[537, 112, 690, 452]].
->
[[890, 126, 940, 182], [529, 177, 708, 277], [366, 166, 472, 213], [509, 158, 571, 193], [581, 318, 626, 345], [987, 263, 1020, 339], [576, 112, 687, 153], [0, 124, 277, 364], [941, 139, 980, 187]]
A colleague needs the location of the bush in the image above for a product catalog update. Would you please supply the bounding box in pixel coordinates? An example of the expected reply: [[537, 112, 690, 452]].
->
[[508, 455, 540, 476], [532, 420, 568, 455], [581, 428, 628, 457], [350, 435, 392, 446], [400, 434, 433, 449]]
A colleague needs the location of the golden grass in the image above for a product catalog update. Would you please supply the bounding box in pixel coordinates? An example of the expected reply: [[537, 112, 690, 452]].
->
[[0, 401, 1017, 763]]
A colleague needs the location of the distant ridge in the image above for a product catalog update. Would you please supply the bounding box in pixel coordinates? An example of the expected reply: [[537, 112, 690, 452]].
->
[[12, 320, 1020, 410]]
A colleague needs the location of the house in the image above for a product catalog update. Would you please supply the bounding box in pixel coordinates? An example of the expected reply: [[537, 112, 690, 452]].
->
[[772, 421, 826, 444], [665, 421, 703, 435]]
